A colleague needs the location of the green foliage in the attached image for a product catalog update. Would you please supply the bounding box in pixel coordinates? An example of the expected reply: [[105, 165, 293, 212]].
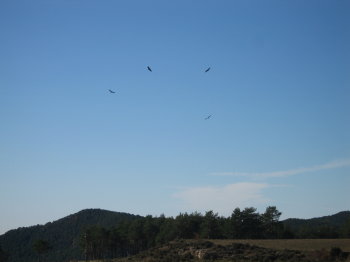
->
[[200, 211, 222, 239], [262, 206, 283, 238], [283, 211, 350, 238], [340, 218, 350, 238], [240, 207, 263, 238], [175, 212, 202, 239], [1, 208, 349, 262], [0, 244, 9, 262], [0, 209, 139, 262], [33, 240, 51, 262], [155, 216, 176, 244], [33, 239, 51, 255], [77, 207, 285, 260]]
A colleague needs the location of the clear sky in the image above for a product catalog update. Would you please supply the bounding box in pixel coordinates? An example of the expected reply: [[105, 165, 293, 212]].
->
[[1, 0, 349, 235]]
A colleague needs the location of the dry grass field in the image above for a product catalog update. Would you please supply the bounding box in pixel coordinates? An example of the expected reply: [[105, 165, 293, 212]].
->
[[209, 239, 350, 252]]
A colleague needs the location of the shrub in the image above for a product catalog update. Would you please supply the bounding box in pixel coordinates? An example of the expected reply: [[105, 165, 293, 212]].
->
[[330, 247, 342, 258]]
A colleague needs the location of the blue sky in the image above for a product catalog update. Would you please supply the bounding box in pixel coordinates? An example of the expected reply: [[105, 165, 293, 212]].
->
[[0, 0, 349, 235]]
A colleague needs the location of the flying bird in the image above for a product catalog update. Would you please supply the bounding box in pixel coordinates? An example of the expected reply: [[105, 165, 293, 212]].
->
[[205, 67, 211, 73], [108, 89, 116, 94], [147, 66, 152, 72], [205, 115, 212, 120]]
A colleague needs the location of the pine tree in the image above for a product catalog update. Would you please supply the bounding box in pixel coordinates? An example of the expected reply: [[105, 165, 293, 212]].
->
[[33, 239, 51, 262]]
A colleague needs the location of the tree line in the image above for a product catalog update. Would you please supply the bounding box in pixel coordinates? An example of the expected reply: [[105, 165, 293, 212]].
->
[[2, 207, 349, 262], [79, 206, 287, 260], [78, 207, 350, 261]]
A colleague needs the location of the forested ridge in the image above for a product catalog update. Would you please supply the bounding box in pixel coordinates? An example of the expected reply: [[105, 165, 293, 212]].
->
[[0, 208, 349, 262], [0, 209, 139, 262]]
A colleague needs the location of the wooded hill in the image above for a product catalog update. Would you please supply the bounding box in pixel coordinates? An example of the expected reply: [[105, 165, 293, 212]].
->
[[0, 208, 349, 262], [0, 209, 139, 262], [284, 211, 350, 238]]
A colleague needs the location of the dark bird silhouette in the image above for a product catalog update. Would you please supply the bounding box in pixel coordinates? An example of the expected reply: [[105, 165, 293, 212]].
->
[[205, 115, 212, 120], [205, 67, 211, 73], [147, 66, 152, 72], [108, 89, 116, 94]]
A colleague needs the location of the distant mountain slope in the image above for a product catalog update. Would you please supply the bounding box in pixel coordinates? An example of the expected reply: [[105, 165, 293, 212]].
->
[[0, 209, 140, 262], [282, 211, 350, 238]]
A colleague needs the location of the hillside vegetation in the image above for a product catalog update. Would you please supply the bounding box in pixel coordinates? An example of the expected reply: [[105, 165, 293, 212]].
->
[[0, 209, 139, 262], [0, 207, 349, 262], [284, 211, 350, 238]]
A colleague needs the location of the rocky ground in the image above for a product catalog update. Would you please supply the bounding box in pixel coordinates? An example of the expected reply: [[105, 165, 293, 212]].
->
[[111, 240, 350, 262]]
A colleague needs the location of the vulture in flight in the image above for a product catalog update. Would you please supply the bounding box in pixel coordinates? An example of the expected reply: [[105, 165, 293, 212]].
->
[[147, 66, 152, 72], [108, 89, 116, 94], [205, 115, 212, 120], [205, 67, 211, 73]]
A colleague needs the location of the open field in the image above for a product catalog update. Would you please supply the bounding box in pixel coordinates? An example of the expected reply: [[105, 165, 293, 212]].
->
[[208, 239, 350, 252]]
